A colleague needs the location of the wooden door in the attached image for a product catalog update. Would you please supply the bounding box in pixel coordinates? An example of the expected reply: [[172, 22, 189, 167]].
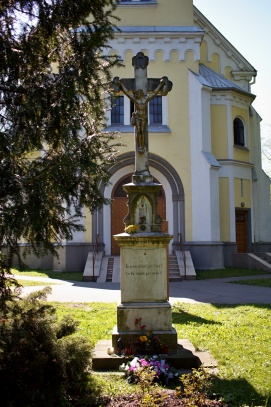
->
[[111, 197, 129, 255], [235, 210, 248, 253]]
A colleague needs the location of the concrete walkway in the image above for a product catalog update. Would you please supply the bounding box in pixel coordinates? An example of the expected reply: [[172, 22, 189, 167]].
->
[[20, 274, 271, 304]]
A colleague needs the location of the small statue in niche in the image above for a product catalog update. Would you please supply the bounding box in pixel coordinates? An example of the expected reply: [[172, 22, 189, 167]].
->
[[139, 196, 147, 225]]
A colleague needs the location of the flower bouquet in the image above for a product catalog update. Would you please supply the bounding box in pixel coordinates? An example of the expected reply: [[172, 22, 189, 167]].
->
[[123, 318, 169, 356], [120, 355, 179, 385]]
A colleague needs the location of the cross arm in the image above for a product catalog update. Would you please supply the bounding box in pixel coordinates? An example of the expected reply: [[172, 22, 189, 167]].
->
[[112, 77, 136, 98], [147, 76, 173, 96]]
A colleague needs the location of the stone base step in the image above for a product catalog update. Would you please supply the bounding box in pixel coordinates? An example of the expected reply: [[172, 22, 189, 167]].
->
[[92, 339, 210, 371]]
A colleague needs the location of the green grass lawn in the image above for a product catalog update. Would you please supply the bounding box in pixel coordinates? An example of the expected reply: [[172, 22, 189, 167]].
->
[[196, 268, 267, 280], [231, 278, 271, 288], [9, 267, 271, 405], [11, 268, 84, 282], [54, 301, 271, 406], [16, 279, 58, 287]]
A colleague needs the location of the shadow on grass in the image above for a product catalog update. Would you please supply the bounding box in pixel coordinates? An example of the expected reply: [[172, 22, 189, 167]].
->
[[173, 301, 271, 313], [67, 372, 271, 407], [172, 310, 221, 326], [212, 376, 270, 407]]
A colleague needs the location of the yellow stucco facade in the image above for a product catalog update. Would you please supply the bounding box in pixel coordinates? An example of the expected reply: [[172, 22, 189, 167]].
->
[[115, 0, 194, 27], [23, 0, 271, 272], [72, 0, 271, 271], [211, 105, 228, 158], [219, 178, 230, 241]]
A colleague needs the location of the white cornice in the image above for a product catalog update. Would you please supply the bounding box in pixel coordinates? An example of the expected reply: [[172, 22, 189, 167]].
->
[[114, 26, 204, 40], [107, 25, 205, 61], [210, 89, 255, 105], [218, 159, 254, 169]]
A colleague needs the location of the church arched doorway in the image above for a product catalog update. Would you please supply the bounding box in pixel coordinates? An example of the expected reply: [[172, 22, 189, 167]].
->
[[111, 175, 166, 255]]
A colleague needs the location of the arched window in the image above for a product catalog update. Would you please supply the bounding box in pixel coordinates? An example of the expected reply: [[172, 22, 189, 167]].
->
[[233, 118, 245, 146]]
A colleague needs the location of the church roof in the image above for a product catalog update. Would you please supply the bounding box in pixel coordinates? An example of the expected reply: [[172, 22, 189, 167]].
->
[[199, 64, 243, 90], [196, 64, 255, 98]]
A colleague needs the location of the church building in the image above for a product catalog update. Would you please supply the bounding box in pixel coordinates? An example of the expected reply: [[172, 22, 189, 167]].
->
[[39, 0, 271, 271]]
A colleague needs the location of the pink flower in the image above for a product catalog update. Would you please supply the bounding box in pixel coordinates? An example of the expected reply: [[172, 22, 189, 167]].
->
[[140, 359, 150, 367]]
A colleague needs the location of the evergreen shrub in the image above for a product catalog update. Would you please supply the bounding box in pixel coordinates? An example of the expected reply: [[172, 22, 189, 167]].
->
[[0, 287, 92, 407]]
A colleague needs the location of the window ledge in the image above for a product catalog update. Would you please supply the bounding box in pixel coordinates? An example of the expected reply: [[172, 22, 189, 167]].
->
[[105, 124, 171, 133], [233, 144, 249, 151]]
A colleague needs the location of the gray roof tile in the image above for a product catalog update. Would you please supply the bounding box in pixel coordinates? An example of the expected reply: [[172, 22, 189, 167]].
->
[[199, 64, 243, 91]]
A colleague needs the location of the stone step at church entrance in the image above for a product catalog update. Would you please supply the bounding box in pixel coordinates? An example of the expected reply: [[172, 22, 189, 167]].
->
[[104, 254, 184, 283], [84, 252, 196, 283]]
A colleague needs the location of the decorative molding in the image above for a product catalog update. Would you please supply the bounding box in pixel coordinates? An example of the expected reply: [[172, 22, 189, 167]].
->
[[210, 92, 253, 107], [218, 159, 254, 169], [193, 6, 256, 78], [105, 26, 204, 62]]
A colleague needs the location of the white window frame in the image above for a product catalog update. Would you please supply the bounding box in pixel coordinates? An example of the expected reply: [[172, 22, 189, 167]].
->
[[106, 94, 169, 131]]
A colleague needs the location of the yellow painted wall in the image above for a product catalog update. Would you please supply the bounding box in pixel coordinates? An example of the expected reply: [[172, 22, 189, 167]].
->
[[234, 178, 251, 208], [224, 66, 232, 81], [211, 105, 228, 158], [232, 105, 250, 162], [115, 0, 194, 26], [200, 41, 220, 73], [219, 178, 230, 241], [84, 208, 92, 242], [111, 46, 198, 239]]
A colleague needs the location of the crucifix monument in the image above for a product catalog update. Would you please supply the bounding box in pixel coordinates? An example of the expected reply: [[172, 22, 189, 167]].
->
[[111, 52, 179, 353], [92, 53, 200, 370], [112, 51, 172, 184]]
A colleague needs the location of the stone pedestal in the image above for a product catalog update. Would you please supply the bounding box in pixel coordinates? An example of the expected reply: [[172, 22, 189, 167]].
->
[[112, 232, 177, 352]]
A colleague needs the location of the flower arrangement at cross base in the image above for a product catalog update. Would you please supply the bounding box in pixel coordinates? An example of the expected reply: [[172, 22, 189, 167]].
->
[[120, 355, 179, 385], [122, 318, 169, 356]]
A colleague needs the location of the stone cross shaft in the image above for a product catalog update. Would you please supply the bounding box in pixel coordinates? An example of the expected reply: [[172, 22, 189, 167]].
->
[[112, 52, 172, 183]]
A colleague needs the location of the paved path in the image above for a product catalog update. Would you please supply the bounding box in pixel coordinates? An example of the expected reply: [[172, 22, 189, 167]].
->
[[20, 274, 271, 304]]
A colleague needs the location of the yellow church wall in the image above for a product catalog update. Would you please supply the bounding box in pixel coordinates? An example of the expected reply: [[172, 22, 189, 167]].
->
[[232, 105, 250, 162], [84, 208, 92, 242], [224, 66, 233, 81], [115, 0, 194, 27], [219, 178, 230, 241], [110, 47, 197, 240], [200, 41, 220, 73], [233, 146, 250, 163], [211, 105, 228, 158], [234, 178, 251, 208]]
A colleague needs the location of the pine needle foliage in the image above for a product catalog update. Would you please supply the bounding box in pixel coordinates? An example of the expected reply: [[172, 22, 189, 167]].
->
[[0, 0, 121, 265], [0, 287, 93, 406], [0, 0, 122, 303]]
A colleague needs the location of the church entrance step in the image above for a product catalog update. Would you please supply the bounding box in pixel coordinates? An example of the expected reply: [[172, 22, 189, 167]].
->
[[169, 254, 182, 282], [106, 257, 114, 282]]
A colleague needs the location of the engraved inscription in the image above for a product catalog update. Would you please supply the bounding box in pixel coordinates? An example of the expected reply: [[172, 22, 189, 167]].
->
[[125, 262, 163, 277]]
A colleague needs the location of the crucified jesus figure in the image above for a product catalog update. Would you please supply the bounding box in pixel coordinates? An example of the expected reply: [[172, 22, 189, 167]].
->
[[116, 78, 165, 153]]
